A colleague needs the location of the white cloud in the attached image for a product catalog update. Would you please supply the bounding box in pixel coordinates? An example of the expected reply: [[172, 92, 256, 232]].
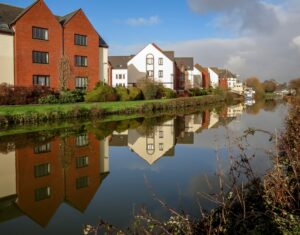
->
[[225, 56, 246, 73], [126, 16, 160, 26], [291, 35, 300, 51], [110, 1, 300, 82]]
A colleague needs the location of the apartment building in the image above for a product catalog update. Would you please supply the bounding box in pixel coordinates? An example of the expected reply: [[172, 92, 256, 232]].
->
[[0, 0, 108, 91]]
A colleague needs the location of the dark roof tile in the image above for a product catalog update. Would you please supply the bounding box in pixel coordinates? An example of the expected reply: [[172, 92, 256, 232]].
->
[[108, 56, 133, 69], [175, 57, 194, 71]]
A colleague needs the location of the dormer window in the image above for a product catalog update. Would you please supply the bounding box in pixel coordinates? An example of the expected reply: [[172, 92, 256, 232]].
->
[[32, 27, 48, 40]]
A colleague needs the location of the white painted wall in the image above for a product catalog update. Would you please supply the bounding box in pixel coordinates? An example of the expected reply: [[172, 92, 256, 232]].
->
[[187, 70, 194, 88], [0, 34, 14, 85], [208, 111, 219, 129], [193, 67, 202, 88], [0, 151, 16, 199], [208, 68, 219, 88], [100, 137, 109, 174], [99, 47, 109, 84], [128, 44, 174, 89], [112, 69, 128, 87], [128, 120, 175, 165]]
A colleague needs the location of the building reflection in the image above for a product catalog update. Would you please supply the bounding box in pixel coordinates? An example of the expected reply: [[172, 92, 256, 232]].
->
[[109, 106, 241, 165], [0, 104, 245, 227], [0, 134, 109, 227]]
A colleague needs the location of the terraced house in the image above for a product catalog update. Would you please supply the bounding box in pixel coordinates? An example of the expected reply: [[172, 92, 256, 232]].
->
[[0, 0, 108, 91], [109, 43, 198, 91]]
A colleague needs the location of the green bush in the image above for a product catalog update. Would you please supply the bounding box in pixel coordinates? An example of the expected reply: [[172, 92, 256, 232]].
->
[[128, 87, 143, 101], [85, 84, 117, 102], [59, 90, 85, 103], [188, 88, 208, 97], [38, 94, 59, 104], [137, 78, 161, 100], [38, 90, 85, 104], [115, 87, 131, 101], [158, 87, 176, 99]]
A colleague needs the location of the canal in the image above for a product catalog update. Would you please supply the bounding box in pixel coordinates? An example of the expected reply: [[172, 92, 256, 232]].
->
[[0, 100, 287, 234]]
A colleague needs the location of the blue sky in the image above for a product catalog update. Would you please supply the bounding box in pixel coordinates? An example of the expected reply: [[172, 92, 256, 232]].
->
[[1, 0, 300, 81], [2, 0, 228, 46]]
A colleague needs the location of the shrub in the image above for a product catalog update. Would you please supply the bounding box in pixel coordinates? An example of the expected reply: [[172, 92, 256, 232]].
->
[[128, 87, 143, 101], [59, 90, 85, 103], [115, 87, 130, 101], [158, 87, 176, 99], [38, 94, 59, 104], [136, 78, 161, 100], [38, 89, 85, 104], [85, 84, 117, 102], [0, 83, 58, 105]]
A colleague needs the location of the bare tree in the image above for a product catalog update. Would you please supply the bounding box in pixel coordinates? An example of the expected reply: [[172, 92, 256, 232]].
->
[[59, 55, 73, 91]]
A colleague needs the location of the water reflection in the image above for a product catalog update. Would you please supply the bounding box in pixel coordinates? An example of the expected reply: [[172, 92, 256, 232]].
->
[[0, 100, 283, 231], [110, 103, 246, 165], [0, 134, 109, 227]]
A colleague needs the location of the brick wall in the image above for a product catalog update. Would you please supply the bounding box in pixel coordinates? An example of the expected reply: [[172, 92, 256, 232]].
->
[[13, 0, 62, 89]]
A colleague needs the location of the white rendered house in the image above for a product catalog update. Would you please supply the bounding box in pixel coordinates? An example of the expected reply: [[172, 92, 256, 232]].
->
[[127, 43, 175, 89], [108, 56, 132, 87], [128, 119, 175, 165], [208, 68, 219, 88]]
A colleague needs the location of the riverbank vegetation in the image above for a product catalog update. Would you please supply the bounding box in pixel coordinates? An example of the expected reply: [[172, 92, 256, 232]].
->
[[84, 98, 300, 235], [0, 94, 228, 127]]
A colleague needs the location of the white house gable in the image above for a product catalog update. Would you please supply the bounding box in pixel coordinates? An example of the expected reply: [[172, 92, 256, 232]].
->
[[127, 43, 174, 89], [208, 68, 219, 88]]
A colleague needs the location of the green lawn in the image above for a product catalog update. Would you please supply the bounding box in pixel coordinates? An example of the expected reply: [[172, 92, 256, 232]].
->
[[0, 98, 173, 116]]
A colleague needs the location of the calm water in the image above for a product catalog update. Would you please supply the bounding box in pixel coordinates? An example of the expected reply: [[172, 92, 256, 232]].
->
[[0, 100, 287, 235]]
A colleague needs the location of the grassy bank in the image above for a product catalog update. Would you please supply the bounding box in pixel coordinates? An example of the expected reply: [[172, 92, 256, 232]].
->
[[0, 95, 225, 127]]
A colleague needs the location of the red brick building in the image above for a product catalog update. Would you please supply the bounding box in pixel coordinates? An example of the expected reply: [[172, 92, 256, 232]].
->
[[15, 133, 109, 226], [0, 0, 108, 91]]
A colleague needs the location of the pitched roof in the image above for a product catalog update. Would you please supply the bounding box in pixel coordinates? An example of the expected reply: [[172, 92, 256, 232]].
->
[[175, 57, 194, 71], [163, 51, 175, 61], [0, 3, 24, 33], [211, 67, 236, 78], [194, 64, 208, 72], [151, 43, 175, 61], [0, 2, 109, 47], [57, 9, 80, 25], [109, 56, 133, 69], [99, 34, 109, 48]]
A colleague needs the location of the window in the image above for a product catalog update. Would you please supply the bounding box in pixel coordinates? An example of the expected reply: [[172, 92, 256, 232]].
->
[[34, 163, 51, 178], [159, 143, 164, 151], [76, 156, 89, 168], [116, 74, 118, 79], [32, 51, 49, 64], [76, 77, 88, 89], [34, 143, 51, 154], [74, 34, 87, 46], [147, 144, 154, 150], [147, 70, 154, 77], [33, 75, 50, 87], [75, 55, 88, 67], [158, 58, 163, 65], [159, 131, 164, 138], [32, 27, 48, 40], [159, 70, 163, 78], [35, 186, 51, 201], [146, 54, 154, 65], [76, 176, 89, 189], [119, 74, 122, 79], [76, 134, 89, 147]]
